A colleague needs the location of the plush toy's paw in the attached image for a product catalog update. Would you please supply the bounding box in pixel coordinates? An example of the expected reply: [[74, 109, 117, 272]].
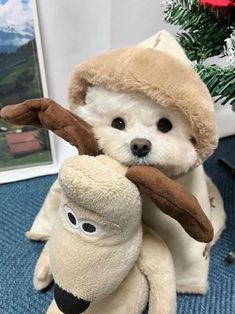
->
[[26, 231, 49, 241], [46, 300, 63, 314], [34, 265, 53, 291], [33, 243, 53, 290], [33, 260, 53, 290]]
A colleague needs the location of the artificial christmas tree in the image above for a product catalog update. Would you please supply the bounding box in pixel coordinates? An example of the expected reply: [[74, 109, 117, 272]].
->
[[163, 0, 235, 263], [162, 0, 235, 107]]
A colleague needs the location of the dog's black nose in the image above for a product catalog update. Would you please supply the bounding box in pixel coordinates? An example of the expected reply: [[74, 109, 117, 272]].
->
[[131, 138, 152, 157], [54, 284, 90, 314]]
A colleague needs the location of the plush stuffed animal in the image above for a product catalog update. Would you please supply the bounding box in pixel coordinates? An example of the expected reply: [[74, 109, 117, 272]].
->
[[38, 154, 175, 314], [1, 29, 225, 295], [1, 98, 214, 314]]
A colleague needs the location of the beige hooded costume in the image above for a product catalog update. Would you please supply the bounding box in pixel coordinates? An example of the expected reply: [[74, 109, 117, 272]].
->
[[67, 30, 226, 293]]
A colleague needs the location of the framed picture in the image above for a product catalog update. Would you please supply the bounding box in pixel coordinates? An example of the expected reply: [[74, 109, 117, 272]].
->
[[0, 0, 57, 183]]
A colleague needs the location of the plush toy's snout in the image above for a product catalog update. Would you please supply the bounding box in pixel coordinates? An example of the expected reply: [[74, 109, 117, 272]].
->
[[54, 284, 90, 314]]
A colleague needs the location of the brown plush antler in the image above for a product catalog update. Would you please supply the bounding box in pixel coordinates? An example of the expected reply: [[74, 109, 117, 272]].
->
[[0, 98, 98, 156], [126, 166, 214, 243]]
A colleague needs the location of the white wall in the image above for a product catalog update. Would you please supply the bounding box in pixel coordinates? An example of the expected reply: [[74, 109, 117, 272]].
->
[[36, 0, 178, 106], [36, 0, 235, 154]]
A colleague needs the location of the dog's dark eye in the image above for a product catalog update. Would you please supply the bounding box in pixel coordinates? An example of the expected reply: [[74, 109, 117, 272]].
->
[[190, 137, 197, 146], [157, 118, 172, 133], [111, 117, 125, 130]]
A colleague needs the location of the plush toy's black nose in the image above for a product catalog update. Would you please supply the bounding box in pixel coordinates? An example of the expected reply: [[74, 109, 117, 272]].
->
[[54, 284, 90, 314], [131, 138, 152, 157]]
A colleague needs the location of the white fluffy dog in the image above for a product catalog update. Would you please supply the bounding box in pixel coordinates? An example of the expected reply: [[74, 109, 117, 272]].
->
[[77, 86, 198, 178]]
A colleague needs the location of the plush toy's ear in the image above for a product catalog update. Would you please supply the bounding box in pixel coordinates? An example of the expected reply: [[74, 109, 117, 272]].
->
[[126, 165, 214, 243], [0, 98, 98, 156], [138, 30, 191, 66]]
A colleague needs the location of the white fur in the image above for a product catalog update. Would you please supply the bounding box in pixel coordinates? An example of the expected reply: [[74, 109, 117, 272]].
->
[[76, 86, 198, 177]]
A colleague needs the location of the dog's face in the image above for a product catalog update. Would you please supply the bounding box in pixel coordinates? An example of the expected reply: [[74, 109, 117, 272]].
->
[[76, 86, 199, 177]]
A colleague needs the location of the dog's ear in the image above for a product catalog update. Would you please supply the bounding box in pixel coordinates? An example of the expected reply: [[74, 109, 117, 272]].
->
[[0, 98, 98, 156], [126, 165, 214, 243]]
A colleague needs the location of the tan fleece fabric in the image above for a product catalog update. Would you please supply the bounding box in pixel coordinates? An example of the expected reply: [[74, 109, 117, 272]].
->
[[205, 175, 226, 246], [138, 30, 191, 67], [137, 226, 176, 314], [26, 180, 62, 241], [68, 30, 218, 162]]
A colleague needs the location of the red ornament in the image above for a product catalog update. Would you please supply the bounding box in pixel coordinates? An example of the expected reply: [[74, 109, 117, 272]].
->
[[199, 0, 235, 22], [200, 0, 235, 8]]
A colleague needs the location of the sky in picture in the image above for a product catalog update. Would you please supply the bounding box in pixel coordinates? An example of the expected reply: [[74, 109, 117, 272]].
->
[[0, 0, 34, 52]]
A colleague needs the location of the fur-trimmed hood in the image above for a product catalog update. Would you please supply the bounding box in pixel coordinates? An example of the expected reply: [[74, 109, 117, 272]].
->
[[68, 30, 218, 162]]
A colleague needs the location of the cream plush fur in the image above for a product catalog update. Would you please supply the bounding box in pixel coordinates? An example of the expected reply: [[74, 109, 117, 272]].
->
[[33, 155, 176, 314]]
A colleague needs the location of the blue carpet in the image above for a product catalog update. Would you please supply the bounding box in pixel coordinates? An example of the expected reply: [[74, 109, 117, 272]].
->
[[0, 136, 235, 314]]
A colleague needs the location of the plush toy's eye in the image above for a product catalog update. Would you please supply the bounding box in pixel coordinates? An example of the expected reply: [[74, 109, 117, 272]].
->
[[65, 206, 79, 228], [82, 223, 96, 233], [64, 206, 103, 236], [68, 212, 76, 225], [111, 117, 126, 130], [80, 221, 102, 236], [157, 118, 172, 133]]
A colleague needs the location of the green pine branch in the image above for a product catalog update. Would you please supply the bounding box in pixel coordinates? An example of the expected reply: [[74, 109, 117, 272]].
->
[[195, 64, 235, 105], [164, 0, 233, 62], [163, 0, 235, 106]]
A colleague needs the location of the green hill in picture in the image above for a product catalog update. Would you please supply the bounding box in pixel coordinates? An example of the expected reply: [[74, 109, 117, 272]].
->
[[0, 38, 43, 111], [0, 39, 52, 171]]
